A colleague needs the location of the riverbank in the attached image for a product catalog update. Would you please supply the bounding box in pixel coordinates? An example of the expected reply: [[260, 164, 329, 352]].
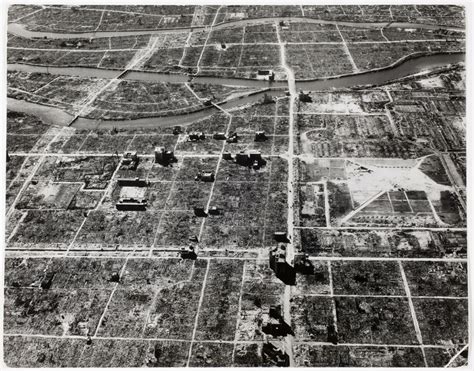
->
[[7, 51, 465, 90], [7, 86, 287, 130], [7, 51, 464, 130], [296, 52, 464, 91]]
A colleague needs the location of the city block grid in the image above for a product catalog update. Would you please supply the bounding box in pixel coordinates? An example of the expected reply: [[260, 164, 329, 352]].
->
[[3, 3, 469, 368]]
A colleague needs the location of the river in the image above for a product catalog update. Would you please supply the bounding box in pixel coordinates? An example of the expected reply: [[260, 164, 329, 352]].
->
[[296, 52, 464, 90], [8, 64, 288, 88], [7, 52, 464, 130], [8, 51, 464, 90], [7, 88, 284, 130]]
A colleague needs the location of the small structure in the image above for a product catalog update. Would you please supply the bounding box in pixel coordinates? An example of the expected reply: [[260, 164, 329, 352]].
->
[[195, 171, 215, 182], [208, 206, 220, 215], [154, 147, 176, 166], [274, 231, 290, 243], [173, 126, 183, 135], [269, 245, 295, 285], [116, 198, 147, 211], [61, 39, 84, 48], [235, 150, 266, 169], [257, 69, 274, 81], [122, 151, 139, 170], [262, 304, 294, 337], [188, 131, 205, 141], [258, 69, 272, 77], [262, 93, 274, 104], [261, 342, 290, 367], [154, 146, 165, 164], [109, 272, 120, 283], [213, 132, 227, 140], [279, 20, 290, 30], [194, 206, 208, 217], [255, 131, 267, 142], [180, 245, 197, 260], [269, 305, 282, 319], [235, 151, 249, 166], [117, 177, 148, 187], [249, 150, 266, 169], [226, 132, 238, 143], [356, 165, 372, 173], [123, 151, 138, 161], [294, 253, 314, 275], [40, 272, 55, 290], [327, 324, 338, 344], [249, 150, 262, 161], [299, 91, 313, 103]]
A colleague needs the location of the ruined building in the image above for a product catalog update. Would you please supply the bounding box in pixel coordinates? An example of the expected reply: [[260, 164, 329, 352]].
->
[[269, 245, 296, 285], [121, 151, 139, 171], [261, 342, 290, 367], [117, 177, 148, 187], [188, 131, 206, 141], [255, 130, 267, 142], [262, 304, 294, 337], [116, 198, 148, 211], [155, 147, 177, 166], [235, 150, 267, 169], [195, 171, 215, 182]]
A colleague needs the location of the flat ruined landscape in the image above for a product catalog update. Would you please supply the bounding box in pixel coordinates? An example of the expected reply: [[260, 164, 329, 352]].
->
[[3, 4, 468, 368]]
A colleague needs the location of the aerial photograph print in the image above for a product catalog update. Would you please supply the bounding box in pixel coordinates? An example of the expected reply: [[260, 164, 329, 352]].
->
[[2, 1, 469, 368]]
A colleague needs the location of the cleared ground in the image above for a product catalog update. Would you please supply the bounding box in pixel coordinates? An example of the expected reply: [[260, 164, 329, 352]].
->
[[4, 5, 467, 368]]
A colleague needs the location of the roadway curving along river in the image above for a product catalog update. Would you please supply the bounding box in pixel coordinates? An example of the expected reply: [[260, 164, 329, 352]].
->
[[7, 16, 464, 39]]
